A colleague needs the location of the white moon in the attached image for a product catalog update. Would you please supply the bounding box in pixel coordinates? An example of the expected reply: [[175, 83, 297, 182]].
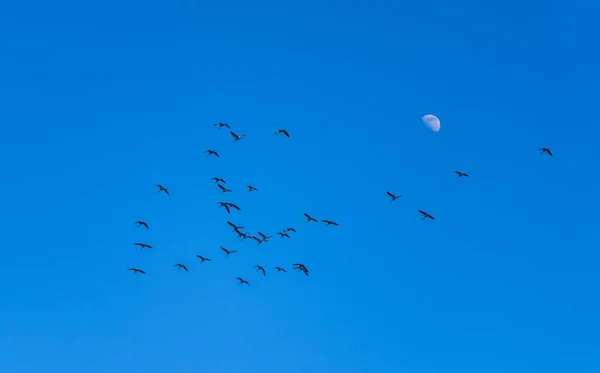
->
[[422, 114, 441, 132]]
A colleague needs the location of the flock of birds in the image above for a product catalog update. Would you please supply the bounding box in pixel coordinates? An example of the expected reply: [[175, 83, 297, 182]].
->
[[126, 122, 555, 286], [126, 123, 321, 286]]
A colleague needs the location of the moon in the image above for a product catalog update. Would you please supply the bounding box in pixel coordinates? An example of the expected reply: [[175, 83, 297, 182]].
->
[[422, 114, 441, 132]]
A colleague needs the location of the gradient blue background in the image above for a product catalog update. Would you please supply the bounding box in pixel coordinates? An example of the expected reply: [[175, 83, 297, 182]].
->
[[1, 1, 599, 372]]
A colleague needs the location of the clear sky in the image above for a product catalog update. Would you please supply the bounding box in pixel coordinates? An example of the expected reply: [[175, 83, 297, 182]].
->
[[1, 0, 599, 372]]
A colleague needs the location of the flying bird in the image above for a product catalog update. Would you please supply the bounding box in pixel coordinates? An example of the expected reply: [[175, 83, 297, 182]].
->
[[205, 149, 220, 157], [212, 177, 227, 184], [227, 221, 244, 231], [134, 242, 152, 249], [217, 184, 232, 193], [135, 221, 149, 229], [538, 147, 553, 156], [237, 277, 250, 286], [254, 265, 266, 276], [418, 210, 435, 220], [217, 202, 241, 214], [156, 184, 169, 195], [274, 129, 290, 138], [283, 227, 297, 233], [174, 264, 188, 271], [277, 232, 291, 239], [257, 232, 272, 241], [127, 268, 146, 274], [304, 213, 318, 223], [386, 191, 401, 202], [455, 171, 469, 178], [251, 236, 264, 245], [293, 263, 309, 276], [214, 122, 230, 129], [274, 266, 287, 272], [196, 255, 211, 263], [221, 247, 237, 256], [321, 219, 339, 227], [247, 185, 259, 192], [230, 131, 246, 142]]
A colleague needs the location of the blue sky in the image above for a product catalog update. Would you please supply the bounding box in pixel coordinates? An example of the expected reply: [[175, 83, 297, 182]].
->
[[1, 0, 599, 372]]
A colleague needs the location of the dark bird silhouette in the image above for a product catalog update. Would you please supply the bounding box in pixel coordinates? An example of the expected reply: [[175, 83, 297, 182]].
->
[[156, 184, 169, 195], [277, 232, 291, 239], [174, 263, 188, 271], [212, 177, 227, 184], [455, 171, 469, 178], [418, 210, 435, 220], [247, 185, 259, 192], [254, 265, 266, 276], [257, 232, 272, 241], [274, 266, 287, 272], [250, 236, 263, 245], [227, 221, 244, 231], [283, 227, 297, 233], [386, 191, 401, 202], [128, 268, 146, 274], [217, 184, 232, 193], [293, 263, 309, 276], [274, 129, 291, 138], [237, 277, 250, 286], [221, 246, 237, 256], [205, 149, 220, 157], [230, 131, 246, 142], [196, 255, 211, 263], [134, 242, 152, 249], [214, 122, 230, 129], [321, 219, 339, 227], [304, 213, 318, 223], [235, 229, 250, 240], [217, 202, 241, 214], [251, 236, 264, 245], [538, 147, 553, 156], [135, 221, 149, 229]]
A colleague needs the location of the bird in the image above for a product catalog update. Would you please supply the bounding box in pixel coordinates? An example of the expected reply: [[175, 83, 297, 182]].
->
[[455, 171, 469, 178], [221, 247, 237, 256], [214, 122, 230, 129], [196, 255, 211, 263], [230, 131, 246, 142], [304, 213, 318, 223], [254, 265, 266, 276], [418, 210, 435, 220], [134, 242, 152, 249], [283, 227, 297, 233], [386, 191, 401, 202], [247, 185, 259, 192], [293, 263, 309, 276], [174, 264, 188, 271], [205, 149, 220, 157], [127, 268, 146, 274], [212, 177, 227, 184], [538, 147, 553, 156], [321, 219, 339, 227], [217, 184, 232, 193], [227, 221, 244, 231], [156, 184, 169, 195], [257, 232, 272, 242], [251, 236, 264, 245], [235, 229, 250, 240], [217, 202, 241, 214], [274, 129, 290, 138], [277, 232, 291, 239], [135, 221, 149, 229], [237, 277, 250, 286], [274, 266, 287, 272]]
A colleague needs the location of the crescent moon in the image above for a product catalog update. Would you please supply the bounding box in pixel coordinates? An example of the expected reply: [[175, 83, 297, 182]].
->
[[422, 114, 441, 132]]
